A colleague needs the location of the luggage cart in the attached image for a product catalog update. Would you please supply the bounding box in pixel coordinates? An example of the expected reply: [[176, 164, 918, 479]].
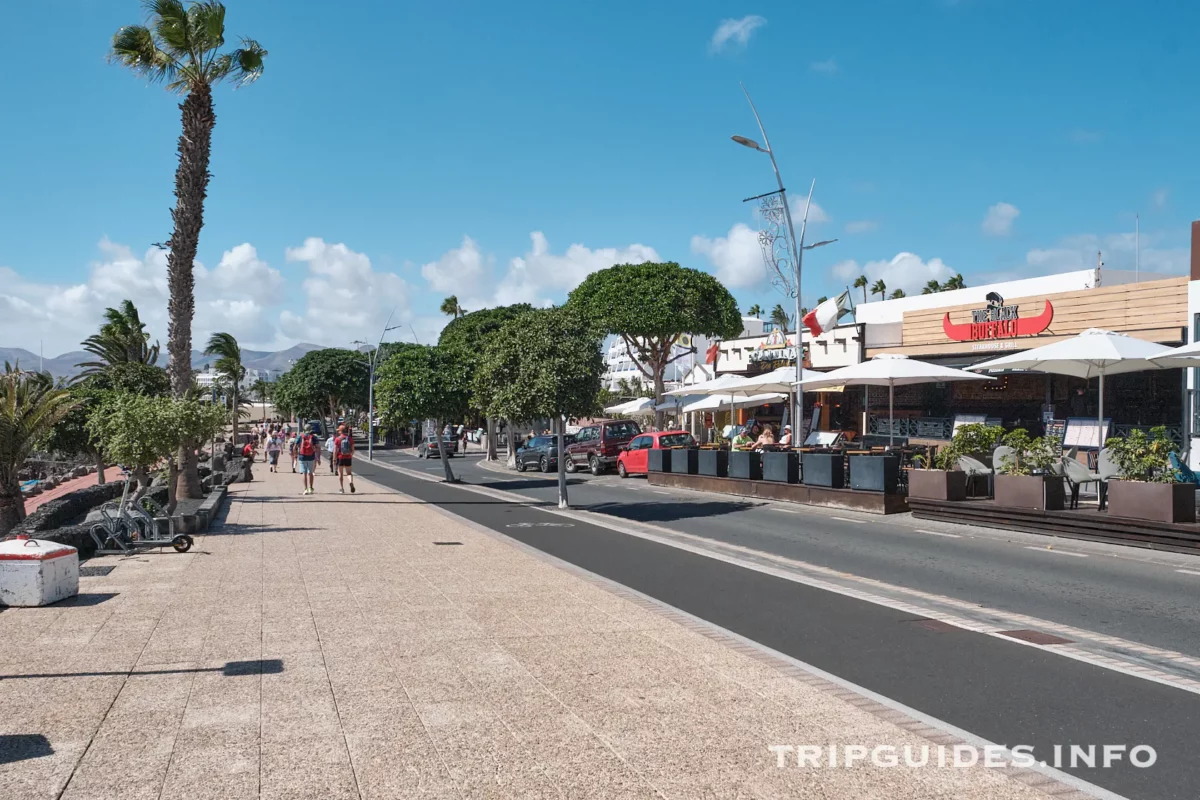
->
[[88, 472, 193, 555]]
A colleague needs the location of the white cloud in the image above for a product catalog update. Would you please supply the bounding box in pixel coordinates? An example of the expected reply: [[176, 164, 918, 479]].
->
[[710, 15, 766, 53], [845, 220, 878, 234], [283, 237, 413, 346], [833, 253, 956, 297], [787, 197, 830, 225], [810, 58, 837, 73], [982, 202, 1019, 236], [200, 243, 283, 304], [690, 223, 764, 289], [1021, 231, 1188, 277], [1153, 188, 1169, 209], [420, 236, 491, 296]]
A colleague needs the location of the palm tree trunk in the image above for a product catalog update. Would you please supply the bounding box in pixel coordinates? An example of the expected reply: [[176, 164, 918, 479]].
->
[[231, 388, 239, 445], [169, 84, 216, 502], [0, 482, 25, 537]]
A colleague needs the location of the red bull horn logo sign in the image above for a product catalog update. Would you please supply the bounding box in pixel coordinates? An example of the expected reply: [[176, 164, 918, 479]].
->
[[942, 292, 1054, 342]]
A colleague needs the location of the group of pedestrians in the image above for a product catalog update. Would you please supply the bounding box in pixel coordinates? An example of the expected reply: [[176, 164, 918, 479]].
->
[[290, 423, 356, 495]]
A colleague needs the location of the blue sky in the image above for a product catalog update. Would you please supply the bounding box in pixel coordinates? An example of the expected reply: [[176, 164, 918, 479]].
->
[[1, 0, 1196, 354]]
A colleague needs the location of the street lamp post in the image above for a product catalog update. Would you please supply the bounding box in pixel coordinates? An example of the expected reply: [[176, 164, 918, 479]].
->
[[732, 84, 834, 441], [356, 309, 401, 461]]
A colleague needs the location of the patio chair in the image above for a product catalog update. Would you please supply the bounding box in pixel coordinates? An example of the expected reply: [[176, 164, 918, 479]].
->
[[957, 455, 994, 498], [992, 445, 1015, 474], [1097, 448, 1121, 510], [1168, 452, 1200, 487], [1062, 457, 1101, 510]]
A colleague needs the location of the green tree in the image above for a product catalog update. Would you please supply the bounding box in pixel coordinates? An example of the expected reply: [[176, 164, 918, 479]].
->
[[870, 279, 887, 301], [203, 332, 246, 444], [853, 275, 868, 303], [438, 303, 534, 461], [567, 262, 741, 426], [109, 0, 267, 500], [769, 304, 790, 333], [0, 365, 78, 535], [890, 289, 906, 299], [76, 300, 160, 376], [439, 295, 464, 319], [282, 349, 369, 427], [473, 308, 604, 507], [87, 392, 225, 512], [375, 345, 471, 483], [747, 304, 763, 318], [943, 273, 966, 290], [922, 279, 942, 295]]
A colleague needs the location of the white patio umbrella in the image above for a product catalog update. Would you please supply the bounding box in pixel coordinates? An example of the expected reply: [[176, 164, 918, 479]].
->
[[970, 328, 1177, 448], [679, 392, 787, 413], [795, 354, 995, 446], [603, 397, 656, 416]]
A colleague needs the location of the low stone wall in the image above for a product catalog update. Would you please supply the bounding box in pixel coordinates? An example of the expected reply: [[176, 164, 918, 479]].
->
[[11, 482, 124, 536]]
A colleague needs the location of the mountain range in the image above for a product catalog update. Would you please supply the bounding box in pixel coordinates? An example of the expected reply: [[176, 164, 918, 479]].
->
[[0, 343, 324, 379]]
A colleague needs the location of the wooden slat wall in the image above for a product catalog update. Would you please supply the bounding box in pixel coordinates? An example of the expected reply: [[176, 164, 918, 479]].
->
[[871, 277, 1189, 357]]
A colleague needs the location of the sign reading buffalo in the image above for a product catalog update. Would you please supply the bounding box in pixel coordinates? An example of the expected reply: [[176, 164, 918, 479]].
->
[[943, 293, 1054, 342]]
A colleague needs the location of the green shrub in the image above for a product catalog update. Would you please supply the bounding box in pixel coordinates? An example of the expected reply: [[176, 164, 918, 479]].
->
[[997, 428, 1058, 476], [1105, 426, 1176, 483]]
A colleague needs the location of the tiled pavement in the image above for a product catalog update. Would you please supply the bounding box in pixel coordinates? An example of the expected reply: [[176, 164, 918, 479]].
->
[[0, 468, 1086, 799]]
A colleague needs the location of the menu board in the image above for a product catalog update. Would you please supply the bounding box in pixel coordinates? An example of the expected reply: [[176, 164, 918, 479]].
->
[[1063, 418, 1111, 449], [1044, 419, 1067, 456], [952, 414, 988, 437], [804, 430, 842, 447]]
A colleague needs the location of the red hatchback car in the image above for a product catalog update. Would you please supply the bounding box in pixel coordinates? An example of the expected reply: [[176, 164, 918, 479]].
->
[[616, 430, 696, 477]]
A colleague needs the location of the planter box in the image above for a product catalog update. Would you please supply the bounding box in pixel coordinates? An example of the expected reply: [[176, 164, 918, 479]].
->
[[648, 449, 671, 473], [762, 451, 800, 484], [994, 474, 1065, 511], [728, 451, 763, 481], [802, 453, 844, 489], [1107, 480, 1196, 524], [669, 449, 699, 475], [849, 455, 901, 494], [697, 449, 729, 478], [907, 469, 967, 501]]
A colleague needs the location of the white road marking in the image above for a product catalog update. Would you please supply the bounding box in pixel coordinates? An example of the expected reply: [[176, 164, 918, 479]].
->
[[916, 529, 961, 538], [769, 506, 799, 514], [652, 490, 672, 495], [831, 516, 865, 524], [1025, 546, 1087, 558], [1176, 569, 1200, 577]]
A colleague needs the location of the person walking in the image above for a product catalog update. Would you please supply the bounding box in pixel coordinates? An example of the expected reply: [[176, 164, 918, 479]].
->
[[296, 423, 321, 494], [266, 430, 282, 473], [324, 429, 337, 474], [288, 431, 299, 473], [333, 424, 356, 494]]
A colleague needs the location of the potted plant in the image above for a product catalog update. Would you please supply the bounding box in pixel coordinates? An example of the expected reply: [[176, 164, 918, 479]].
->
[[906, 444, 967, 501], [994, 429, 1064, 510], [1104, 427, 1194, 523]]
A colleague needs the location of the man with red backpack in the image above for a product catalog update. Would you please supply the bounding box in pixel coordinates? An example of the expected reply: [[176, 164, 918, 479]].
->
[[296, 423, 322, 495], [333, 425, 356, 494]]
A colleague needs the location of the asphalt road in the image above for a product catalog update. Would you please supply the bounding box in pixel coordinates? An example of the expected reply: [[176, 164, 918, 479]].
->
[[354, 452, 1200, 799]]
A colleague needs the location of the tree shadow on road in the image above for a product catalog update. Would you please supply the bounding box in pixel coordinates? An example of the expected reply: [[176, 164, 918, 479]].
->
[[579, 499, 756, 523]]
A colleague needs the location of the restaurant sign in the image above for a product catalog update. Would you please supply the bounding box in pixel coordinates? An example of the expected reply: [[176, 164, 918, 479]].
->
[[942, 292, 1054, 342]]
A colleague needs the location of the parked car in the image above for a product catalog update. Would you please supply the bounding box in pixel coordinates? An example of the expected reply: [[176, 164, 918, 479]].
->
[[417, 436, 459, 458], [617, 430, 696, 477], [565, 419, 642, 475], [514, 434, 575, 472]]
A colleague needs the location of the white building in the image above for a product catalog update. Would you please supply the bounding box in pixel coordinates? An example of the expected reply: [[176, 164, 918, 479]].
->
[[601, 317, 766, 392]]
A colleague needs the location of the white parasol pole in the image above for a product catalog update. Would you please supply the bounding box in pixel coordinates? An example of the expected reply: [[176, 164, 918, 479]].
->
[[889, 380, 895, 448], [1098, 369, 1105, 449]]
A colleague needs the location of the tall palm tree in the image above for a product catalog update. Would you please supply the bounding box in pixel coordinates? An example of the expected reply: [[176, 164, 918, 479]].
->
[[870, 279, 887, 301], [890, 289, 906, 299], [248, 377, 271, 422], [922, 279, 942, 295], [769, 304, 790, 333], [77, 300, 160, 376], [204, 332, 245, 444], [943, 273, 966, 290], [110, 1, 267, 499], [853, 275, 869, 304], [0, 365, 77, 535], [440, 296, 464, 318], [747, 304, 763, 318]]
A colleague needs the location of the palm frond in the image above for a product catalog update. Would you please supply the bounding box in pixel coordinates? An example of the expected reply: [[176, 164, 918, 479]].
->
[[186, 1, 226, 54], [146, 0, 193, 56], [109, 25, 178, 85], [211, 37, 267, 87]]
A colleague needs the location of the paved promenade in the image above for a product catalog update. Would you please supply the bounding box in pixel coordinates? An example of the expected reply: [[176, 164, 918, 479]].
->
[[0, 467, 1079, 799]]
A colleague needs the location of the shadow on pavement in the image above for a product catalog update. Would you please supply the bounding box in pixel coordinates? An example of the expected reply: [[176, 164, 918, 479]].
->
[[580, 499, 757, 523], [0, 734, 53, 764]]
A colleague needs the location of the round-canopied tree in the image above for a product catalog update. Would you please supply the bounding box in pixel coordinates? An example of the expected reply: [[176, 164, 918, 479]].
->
[[375, 345, 471, 483], [567, 262, 742, 426], [473, 308, 604, 507], [283, 349, 369, 427], [438, 303, 534, 461]]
